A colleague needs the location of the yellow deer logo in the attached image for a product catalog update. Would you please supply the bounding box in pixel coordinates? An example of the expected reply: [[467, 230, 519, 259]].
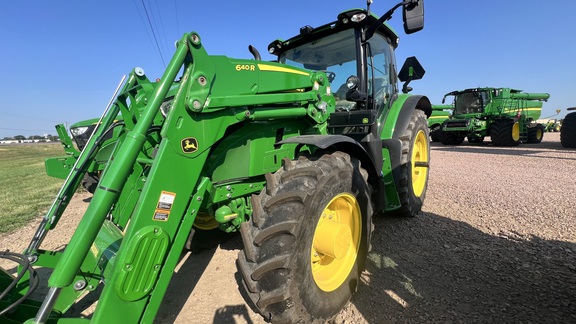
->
[[181, 137, 198, 153]]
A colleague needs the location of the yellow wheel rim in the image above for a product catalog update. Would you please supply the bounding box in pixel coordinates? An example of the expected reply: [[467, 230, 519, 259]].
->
[[311, 193, 361, 292], [537, 128, 543, 140], [193, 212, 219, 230], [411, 129, 429, 198], [512, 122, 520, 141]]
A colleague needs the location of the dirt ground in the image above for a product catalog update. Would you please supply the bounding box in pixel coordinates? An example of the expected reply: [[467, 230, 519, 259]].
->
[[1, 132, 575, 323]]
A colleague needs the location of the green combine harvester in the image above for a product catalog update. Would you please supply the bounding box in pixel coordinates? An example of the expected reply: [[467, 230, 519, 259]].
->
[[439, 87, 550, 146], [0, 1, 431, 323], [428, 104, 451, 142]]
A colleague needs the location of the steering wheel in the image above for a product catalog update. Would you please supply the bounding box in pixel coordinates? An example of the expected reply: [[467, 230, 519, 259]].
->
[[320, 70, 336, 83]]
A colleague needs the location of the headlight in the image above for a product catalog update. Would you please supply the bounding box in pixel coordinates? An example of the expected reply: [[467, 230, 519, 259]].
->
[[346, 76, 360, 89], [351, 13, 366, 22], [70, 126, 89, 137]]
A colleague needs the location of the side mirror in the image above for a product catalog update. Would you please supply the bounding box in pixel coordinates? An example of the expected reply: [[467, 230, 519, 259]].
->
[[403, 0, 424, 34], [398, 56, 425, 93], [398, 56, 425, 82], [365, 0, 424, 41]]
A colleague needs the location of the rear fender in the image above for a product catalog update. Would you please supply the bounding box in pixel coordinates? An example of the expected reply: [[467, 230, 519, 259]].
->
[[383, 94, 432, 139], [380, 94, 431, 209]]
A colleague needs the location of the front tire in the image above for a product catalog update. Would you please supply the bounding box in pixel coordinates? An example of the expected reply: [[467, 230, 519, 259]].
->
[[526, 124, 545, 144], [238, 152, 373, 323]]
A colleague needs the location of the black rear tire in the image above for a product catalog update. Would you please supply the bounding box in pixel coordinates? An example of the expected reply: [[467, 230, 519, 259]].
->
[[561, 112, 576, 148], [394, 109, 430, 217], [490, 119, 520, 146], [238, 152, 373, 323]]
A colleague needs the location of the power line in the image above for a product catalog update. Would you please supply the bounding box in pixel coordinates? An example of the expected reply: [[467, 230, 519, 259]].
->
[[174, 0, 180, 37], [141, 0, 167, 68]]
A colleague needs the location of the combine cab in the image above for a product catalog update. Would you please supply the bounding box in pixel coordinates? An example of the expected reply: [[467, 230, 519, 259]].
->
[[439, 87, 549, 146]]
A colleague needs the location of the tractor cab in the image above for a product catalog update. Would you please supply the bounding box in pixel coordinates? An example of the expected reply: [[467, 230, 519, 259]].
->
[[268, 7, 424, 120]]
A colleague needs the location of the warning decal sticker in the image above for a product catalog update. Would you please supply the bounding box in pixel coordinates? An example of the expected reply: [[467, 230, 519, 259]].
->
[[153, 191, 176, 222], [153, 210, 170, 221]]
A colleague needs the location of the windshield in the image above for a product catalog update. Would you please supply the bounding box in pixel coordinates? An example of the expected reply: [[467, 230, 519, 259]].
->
[[279, 29, 358, 110], [454, 91, 490, 114], [279, 29, 395, 112]]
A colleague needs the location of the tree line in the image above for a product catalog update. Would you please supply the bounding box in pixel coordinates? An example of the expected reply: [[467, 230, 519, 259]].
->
[[2, 135, 60, 141]]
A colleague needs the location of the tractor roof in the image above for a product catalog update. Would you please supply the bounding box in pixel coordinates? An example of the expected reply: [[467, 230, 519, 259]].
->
[[268, 9, 399, 57], [443, 87, 523, 96]]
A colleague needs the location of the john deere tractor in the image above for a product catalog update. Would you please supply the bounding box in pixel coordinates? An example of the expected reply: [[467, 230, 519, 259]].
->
[[561, 107, 576, 148], [439, 87, 549, 146], [1, 1, 431, 323], [428, 104, 452, 142]]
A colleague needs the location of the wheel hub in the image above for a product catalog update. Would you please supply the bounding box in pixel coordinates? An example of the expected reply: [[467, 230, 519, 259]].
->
[[411, 129, 429, 198], [313, 218, 352, 260], [311, 193, 361, 292]]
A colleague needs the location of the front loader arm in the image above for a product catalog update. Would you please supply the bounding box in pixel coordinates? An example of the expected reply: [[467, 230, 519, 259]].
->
[[27, 34, 190, 324], [2, 28, 334, 323]]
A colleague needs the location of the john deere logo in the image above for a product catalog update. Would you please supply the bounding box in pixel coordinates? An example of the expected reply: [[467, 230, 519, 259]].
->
[[181, 137, 198, 153]]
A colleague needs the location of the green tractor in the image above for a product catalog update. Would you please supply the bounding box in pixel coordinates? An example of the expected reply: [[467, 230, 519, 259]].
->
[[541, 119, 562, 132], [561, 107, 576, 148], [428, 104, 452, 142], [439, 87, 550, 146], [537, 109, 563, 132], [0, 1, 431, 323], [45, 119, 129, 193]]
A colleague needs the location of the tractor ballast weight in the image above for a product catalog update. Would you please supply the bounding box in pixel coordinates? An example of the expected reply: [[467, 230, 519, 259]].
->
[[1, 2, 430, 323], [440, 87, 550, 146]]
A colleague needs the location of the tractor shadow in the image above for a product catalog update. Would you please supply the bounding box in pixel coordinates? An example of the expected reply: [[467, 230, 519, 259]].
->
[[154, 248, 217, 323], [155, 230, 256, 324], [430, 139, 576, 161], [344, 212, 576, 323]]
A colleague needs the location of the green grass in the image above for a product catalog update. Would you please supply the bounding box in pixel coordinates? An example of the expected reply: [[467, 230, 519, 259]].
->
[[0, 143, 65, 234]]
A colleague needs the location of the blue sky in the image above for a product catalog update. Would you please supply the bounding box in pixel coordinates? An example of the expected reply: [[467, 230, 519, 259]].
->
[[1, 0, 575, 138]]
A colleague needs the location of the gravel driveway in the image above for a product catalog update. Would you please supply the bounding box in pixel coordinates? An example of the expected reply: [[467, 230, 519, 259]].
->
[[333, 132, 576, 323], [1, 133, 574, 323]]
